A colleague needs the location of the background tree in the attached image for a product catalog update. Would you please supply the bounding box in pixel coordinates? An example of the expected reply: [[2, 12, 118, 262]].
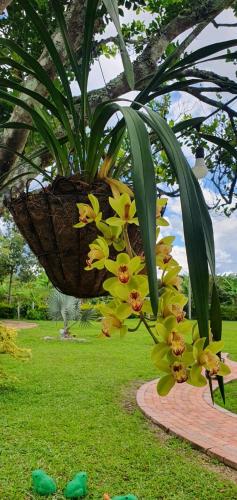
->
[[0, 0, 236, 211], [0, 215, 41, 303]]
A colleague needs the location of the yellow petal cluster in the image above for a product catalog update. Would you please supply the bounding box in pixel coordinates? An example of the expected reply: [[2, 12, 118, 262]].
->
[[74, 189, 230, 397]]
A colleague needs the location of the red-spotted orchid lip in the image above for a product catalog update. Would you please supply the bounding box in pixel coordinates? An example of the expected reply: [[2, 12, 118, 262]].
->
[[172, 362, 188, 383], [118, 265, 130, 283], [129, 290, 143, 312]]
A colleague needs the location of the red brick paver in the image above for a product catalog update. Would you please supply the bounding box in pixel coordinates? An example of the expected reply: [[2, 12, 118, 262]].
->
[[136, 357, 237, 469]]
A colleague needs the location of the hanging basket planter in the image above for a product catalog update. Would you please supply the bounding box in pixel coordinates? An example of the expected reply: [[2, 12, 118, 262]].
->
[[4, 176, 142, 298]]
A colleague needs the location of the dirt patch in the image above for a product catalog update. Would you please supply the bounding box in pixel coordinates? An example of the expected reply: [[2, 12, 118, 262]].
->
[[1, 320, 37, 330], [121, 380, 237, 483]]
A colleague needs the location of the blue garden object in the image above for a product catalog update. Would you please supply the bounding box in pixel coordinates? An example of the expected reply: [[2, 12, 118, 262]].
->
[[112, 496, 138, 500], [32, 469, 57, 496], [104, 495, 138, 500], [64, 472, 88, 498]]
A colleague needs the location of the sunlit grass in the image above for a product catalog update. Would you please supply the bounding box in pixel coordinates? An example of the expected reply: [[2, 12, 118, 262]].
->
[[0, 320, 237, 499]]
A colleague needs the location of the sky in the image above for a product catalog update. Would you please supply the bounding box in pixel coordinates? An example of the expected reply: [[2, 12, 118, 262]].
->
[[75, 6, 237, 276], [1, 4, 236, 275]]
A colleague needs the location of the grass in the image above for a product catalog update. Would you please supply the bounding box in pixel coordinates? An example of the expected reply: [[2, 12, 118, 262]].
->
[[215, 380, 237, 414], [0, 319, 237, 499]]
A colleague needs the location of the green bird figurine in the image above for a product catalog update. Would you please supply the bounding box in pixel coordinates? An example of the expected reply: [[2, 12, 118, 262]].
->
[[112, 496, 138, 500], [32, 469, 57, 496], [64, 472, 88, 498]]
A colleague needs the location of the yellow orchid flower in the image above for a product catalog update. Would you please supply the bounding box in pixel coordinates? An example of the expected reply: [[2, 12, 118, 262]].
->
[[106, 193, 139, 227], [162, 266, 182, 291], [156, 236, 179, 269], [99, 302, 130, 337], [155, 315, 191, 357], [151, 334, 193, 396], [156, 198, 169, 227], [157, 361, 189, 395], [189, 338, 231, 386], [85, 237, 109, 270], [159, 290, 187, 322], [154, 356, 190, 396], [103, 253, 144, 292], [96, 221, 125, 251], [104, 178, 134, 199], [74, 194, 102, 228], [105, 276, 150, 316]]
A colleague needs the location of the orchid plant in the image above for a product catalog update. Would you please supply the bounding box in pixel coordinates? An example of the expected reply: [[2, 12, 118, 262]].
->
[[1, 0, 235, 397], [74, 191, 231, 397]]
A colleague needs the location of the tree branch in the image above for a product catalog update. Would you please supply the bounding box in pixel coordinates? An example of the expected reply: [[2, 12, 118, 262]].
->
[[181, 68, 237, 93], [0, 0, 104, 176], [212, 19, 237, 28], [0, 0, 234, 180], [0, 0, 12, 14], [185, 87, 237, 116]]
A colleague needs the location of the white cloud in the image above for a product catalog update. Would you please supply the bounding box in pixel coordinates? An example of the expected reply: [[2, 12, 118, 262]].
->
[[70, 7, 237, 276], [172, 245, 188, 273], [212, 211, 237, 273], [159, 191, 237, 275]]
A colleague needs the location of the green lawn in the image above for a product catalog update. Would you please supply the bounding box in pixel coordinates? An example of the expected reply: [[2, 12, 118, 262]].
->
[[215, 379, 237, 414], [0, 320, 237, 499]]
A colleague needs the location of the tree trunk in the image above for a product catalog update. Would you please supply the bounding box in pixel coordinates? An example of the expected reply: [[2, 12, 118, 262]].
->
[[8, 267, 14, 304], [0, 0, 233, 182], [0, 0, 12, 14]]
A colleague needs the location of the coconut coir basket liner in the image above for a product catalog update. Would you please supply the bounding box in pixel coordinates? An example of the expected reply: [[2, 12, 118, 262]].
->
[[4, 176, 142, 298]]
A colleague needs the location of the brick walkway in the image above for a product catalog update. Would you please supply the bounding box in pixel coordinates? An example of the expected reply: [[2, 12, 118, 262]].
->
[[2, 320, 37, 329], [137, 357, 237, 469]]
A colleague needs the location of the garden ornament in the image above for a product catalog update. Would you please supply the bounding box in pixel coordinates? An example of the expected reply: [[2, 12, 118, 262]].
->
[[103, 495, 138, 500], [31, 469, 57, 496], [64, 472, 88, 498]]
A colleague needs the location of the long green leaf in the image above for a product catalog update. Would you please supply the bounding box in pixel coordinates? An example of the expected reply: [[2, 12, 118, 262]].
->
[[18, 0, 75, 116], [0, 143, 52, 183], [140, 109, 210, 340], [172, 116, 206, 134], [0, 91, 67, 173], [122, 107, 157, 314], [102, 0, 134, 89], [210, 283, 222, 342], [151, 79, 207, 99], [170, 39, 237, 71], [201, 133, 237, 160], [0, 78, 62, 121], [137, 39, 237, 103], [0, 41, 79, 153], [80, 0, 99, 142], [0, 171, 35, 191], [0, 122, 36, 132], [17, 0, 81, 157], [88, 101, 158, 314], [0, 40, 68, 110], [191, 174, 223, 402], [51, 0, 82, 94], [216, 374, 225, 404], [0, 56, 37, 79]]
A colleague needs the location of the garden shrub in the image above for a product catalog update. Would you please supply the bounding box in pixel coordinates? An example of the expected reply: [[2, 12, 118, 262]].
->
[[26, 306, 48, 320], [0, 302, 15, 319], [0, 322, 31, 382], [221, 304, 237, 321]]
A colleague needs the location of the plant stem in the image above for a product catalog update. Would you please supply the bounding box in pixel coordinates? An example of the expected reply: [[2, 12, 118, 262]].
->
[[123, 224, 133, 258], [140, 313, 158, 344], [128, 319, 142, 332]]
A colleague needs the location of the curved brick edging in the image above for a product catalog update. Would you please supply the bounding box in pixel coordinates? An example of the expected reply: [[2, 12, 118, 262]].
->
[[136, 358, 237, 469]]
